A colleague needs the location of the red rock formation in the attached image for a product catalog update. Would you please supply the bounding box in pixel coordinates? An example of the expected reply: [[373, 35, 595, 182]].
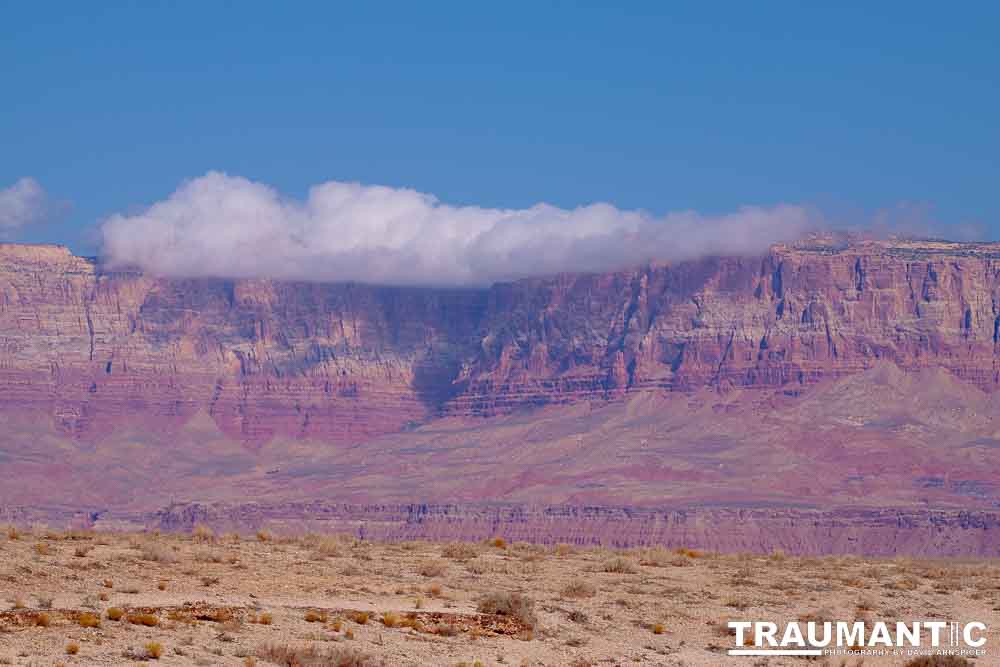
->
[[449, 237, 1000, 414], [5, 237, 1000, 443], [0, 243, 487, 445]]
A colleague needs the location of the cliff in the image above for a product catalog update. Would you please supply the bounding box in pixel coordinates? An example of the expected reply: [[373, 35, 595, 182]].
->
[[3, 237, 1000, 444]]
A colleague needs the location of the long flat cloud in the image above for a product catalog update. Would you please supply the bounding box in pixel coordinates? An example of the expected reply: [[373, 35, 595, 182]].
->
[[100, 172, 816, 286], [0, 178, 53, 238]]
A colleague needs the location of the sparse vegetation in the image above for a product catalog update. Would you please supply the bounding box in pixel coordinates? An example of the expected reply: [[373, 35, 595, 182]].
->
[[441, 542, 478, 560], [560, 581, 596, 598], [78, 611, 101, 627], [417, 559, 447, 577], [602, 557, 638, 574], [144, 641, 163, 659], [127, 612, 159, 627], [476, 591, 537, 629], [0, 529, 991, 664]]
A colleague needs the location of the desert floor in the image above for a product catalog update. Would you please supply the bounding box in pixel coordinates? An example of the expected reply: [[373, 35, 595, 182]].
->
[[0, 527, 996, 666]]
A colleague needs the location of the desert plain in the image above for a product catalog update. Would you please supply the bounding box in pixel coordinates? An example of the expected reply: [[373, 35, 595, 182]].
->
[[0, 527, 995, 666]]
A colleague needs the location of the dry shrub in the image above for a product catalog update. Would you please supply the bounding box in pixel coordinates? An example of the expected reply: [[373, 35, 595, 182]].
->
[[33, 542, 49, 556], [602, 557, 638, 574], [348, 610, 369, 625], [312, 537, 342, 558], [106, 607, 125, 621], [488, 536, 507, 549], [127, 612, 159, 627], [5, 525, 19, 540], [145, 641, 163, 659], [256, 643, 382, 666], [560, 581, 596, 599], [102, 579, 113, 588], [417, 560, 447, 577], [78, 612, 101, 628], [257, 612, 273, 625], [140, 543, 178, 564], [193, 524, 215, 543], [73, 545, 93, 558], [441, 542, 478, 560], [381, 611, 399, 628], [652, 622, 665, 634], [476, 591, 537, 629], [304, 609, 329, 623], [66, 642, 80, 655], [256, 530, 271, 542], [35, 612, 51, 627], [554, 543, 575, 556]]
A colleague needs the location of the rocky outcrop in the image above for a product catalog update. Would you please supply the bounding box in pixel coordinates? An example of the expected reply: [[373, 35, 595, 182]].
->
[[4, 237, 1000, 442]]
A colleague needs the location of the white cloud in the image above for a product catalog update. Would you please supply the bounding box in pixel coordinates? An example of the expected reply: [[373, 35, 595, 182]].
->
[[0, 178, 52, 238], [100, 171, 817, 286]]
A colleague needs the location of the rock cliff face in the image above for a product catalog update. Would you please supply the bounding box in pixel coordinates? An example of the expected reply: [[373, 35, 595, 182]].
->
[[0, 244, 487, 444], [3, 237, 1000, 443], [451, 238, 1000, 414]]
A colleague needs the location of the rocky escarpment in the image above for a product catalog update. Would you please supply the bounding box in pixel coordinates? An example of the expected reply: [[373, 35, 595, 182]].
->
[[4, 237, 1000, 442], [449, 238, 1000, 414], [0, 244, 487, 444]]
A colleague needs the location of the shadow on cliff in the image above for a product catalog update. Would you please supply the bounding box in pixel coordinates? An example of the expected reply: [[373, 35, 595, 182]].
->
[[411, 357, 465, 418]]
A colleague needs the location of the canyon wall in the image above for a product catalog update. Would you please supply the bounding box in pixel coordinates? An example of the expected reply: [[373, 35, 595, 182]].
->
[[3, 237, 1000, 443]]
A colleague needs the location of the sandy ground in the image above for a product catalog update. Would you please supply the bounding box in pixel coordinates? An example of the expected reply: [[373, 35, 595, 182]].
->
[[0, 527, 997, 666]]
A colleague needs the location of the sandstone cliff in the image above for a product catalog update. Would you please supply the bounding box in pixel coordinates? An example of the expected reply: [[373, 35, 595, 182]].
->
[[3, 238, 1000, 443]]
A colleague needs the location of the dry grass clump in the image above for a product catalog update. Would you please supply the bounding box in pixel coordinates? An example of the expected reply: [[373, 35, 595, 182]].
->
[[256, 529, 271, 542], [139, 542, 178, 563], [488, 536, 507, 549], [349, 610, 370, 625], [417, 559, 448, 577], [192, 524, 215, 543], [66, 642, 80, 655], [652, 622, 665, 634], [476, 591, 537, 629], [33, 542, 50, 556], [4, 525, 19, 540], [381, 611, 399, 628], [35, 612, 51, 627], [78, 611, 101, 628], [441, 542, 479, 560], [106, 607, 125, 621], [311, 536, 342, 558], [602, 557, 638, 574], [127, 612, 159, 627], [144, 641, 164, 659], [560, 581, 596, 599], [256, 643, 381, 666], [304, 609, 329, 623]]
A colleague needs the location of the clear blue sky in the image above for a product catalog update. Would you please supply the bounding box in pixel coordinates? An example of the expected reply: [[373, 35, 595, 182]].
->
[[3, 1, 998, 252]]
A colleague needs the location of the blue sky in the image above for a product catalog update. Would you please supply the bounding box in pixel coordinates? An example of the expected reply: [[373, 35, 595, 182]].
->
[[2, 1, 998, 256]]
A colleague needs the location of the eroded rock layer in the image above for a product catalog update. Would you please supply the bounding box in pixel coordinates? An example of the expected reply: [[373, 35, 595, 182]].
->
[[4, 237, 1000, 443]]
